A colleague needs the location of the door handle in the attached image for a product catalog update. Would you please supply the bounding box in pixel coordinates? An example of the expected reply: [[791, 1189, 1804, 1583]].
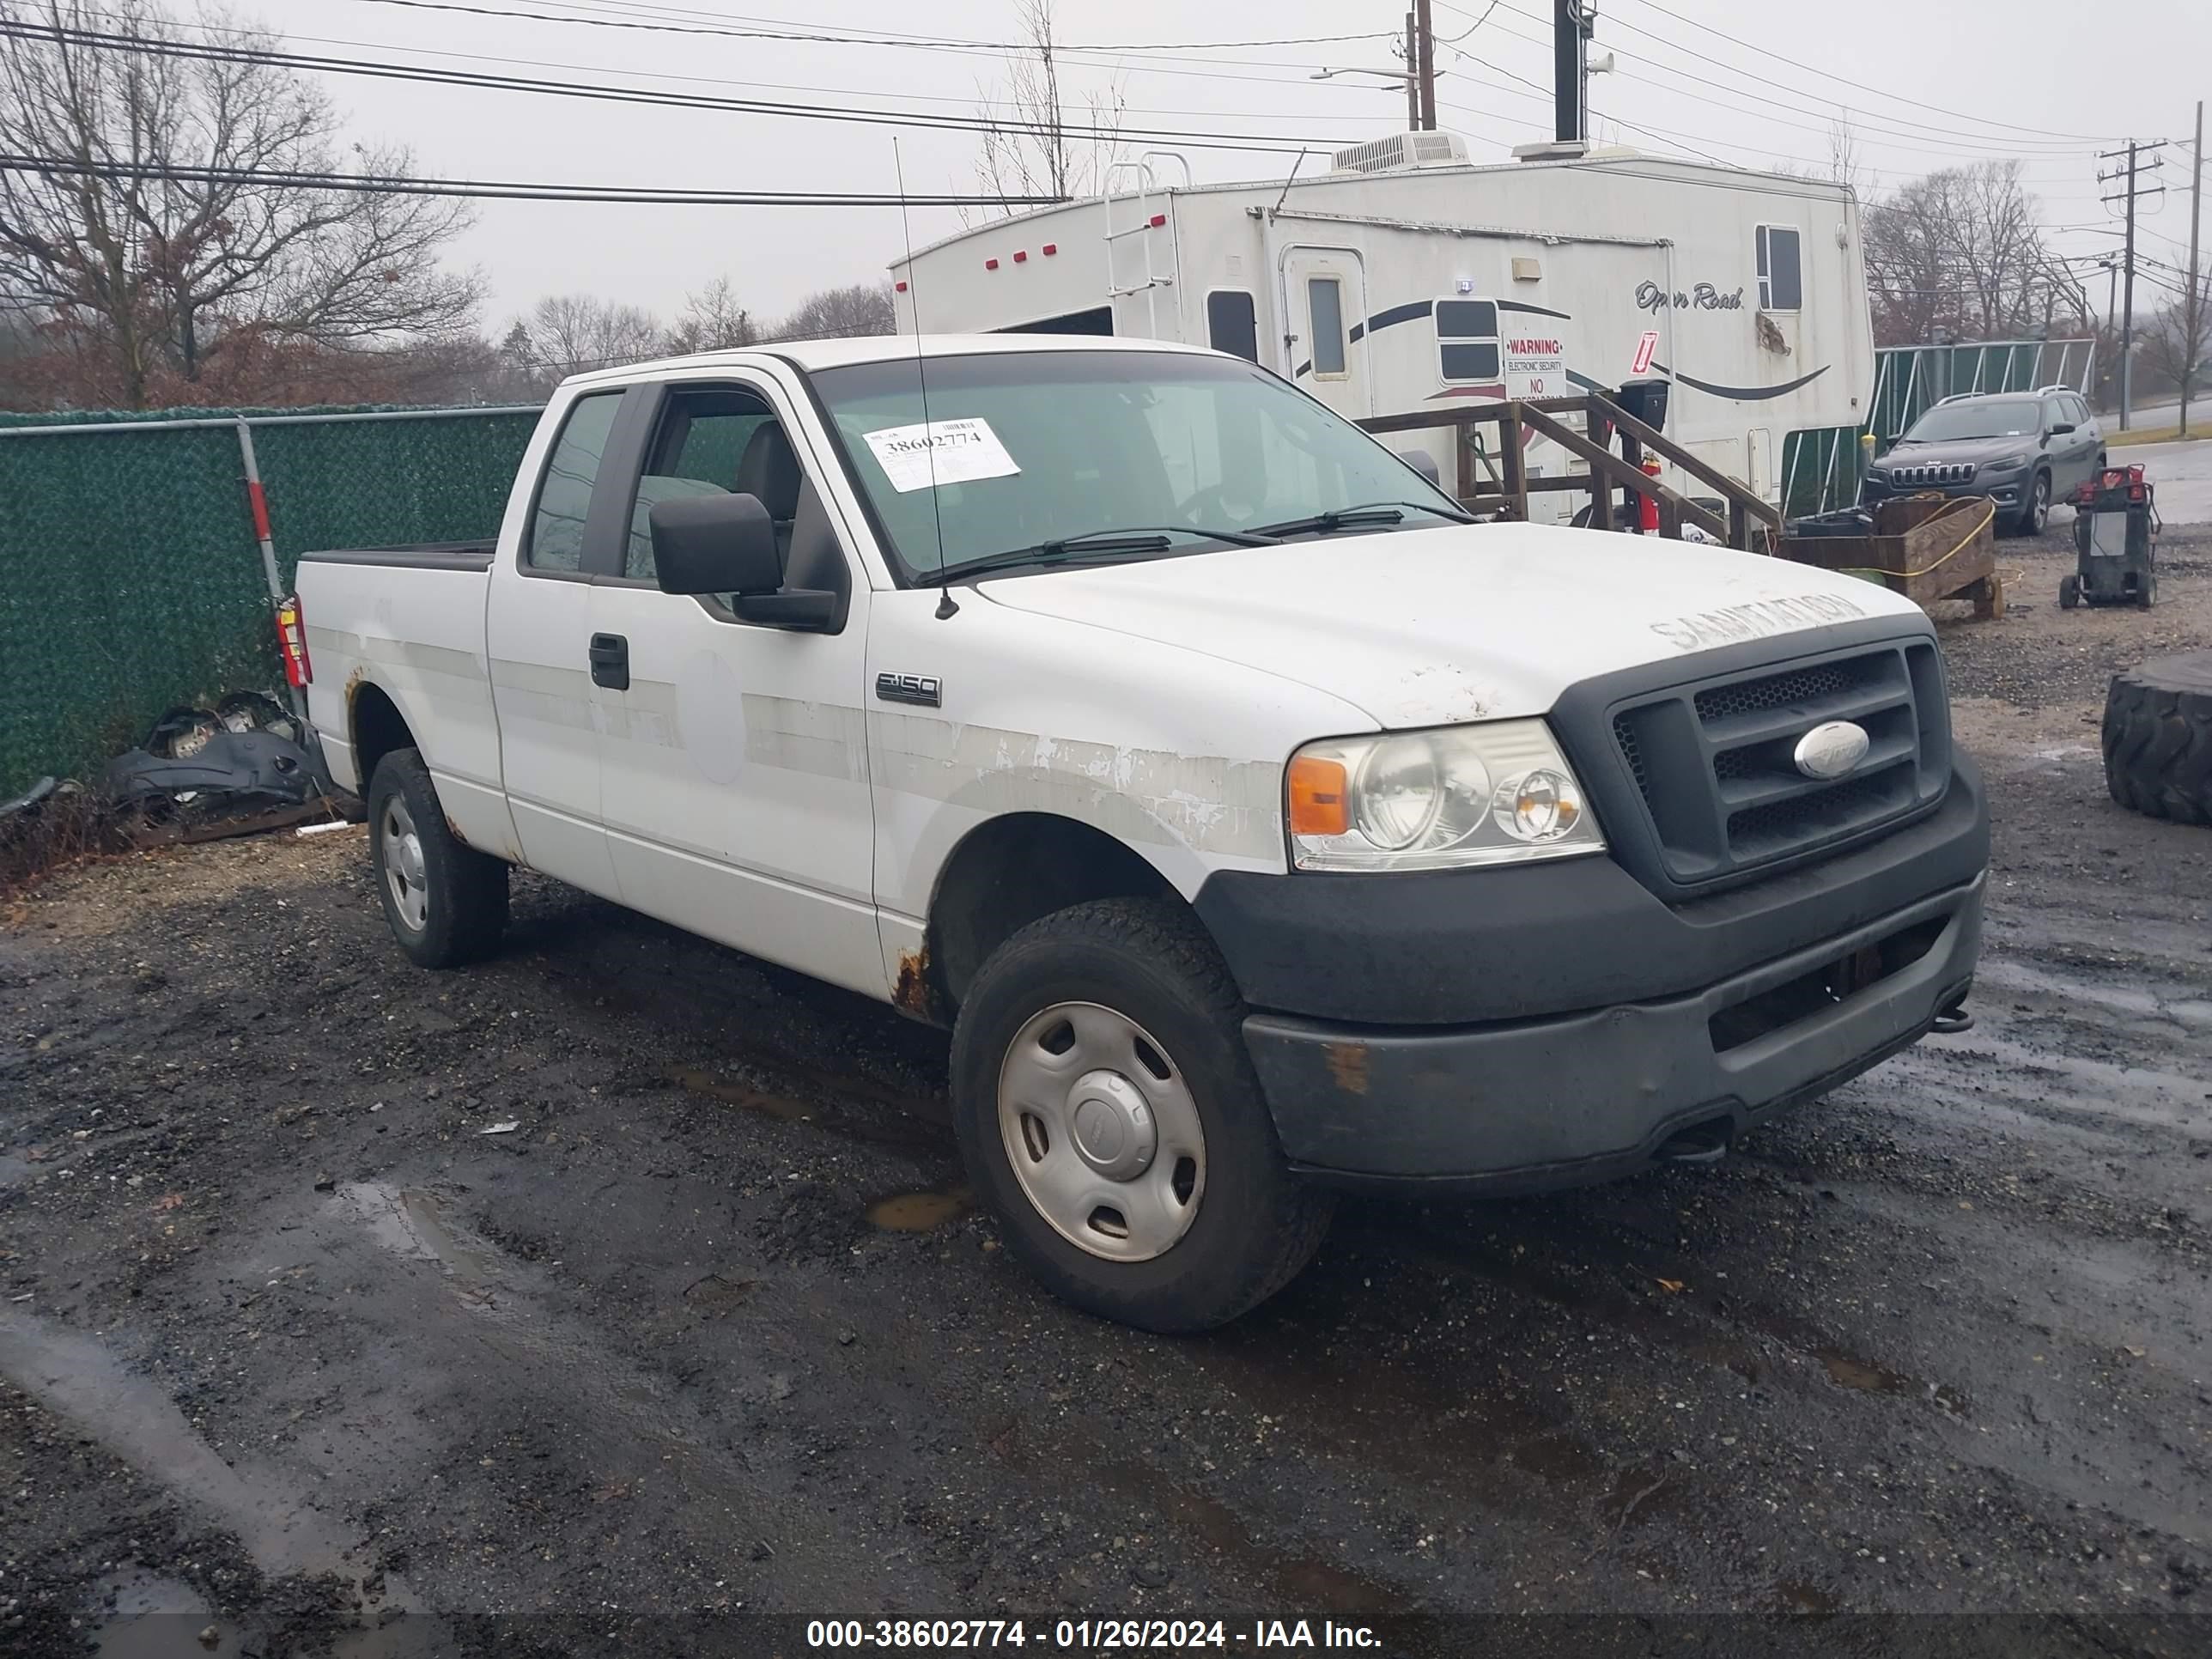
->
[[588, 632, 629, 691]]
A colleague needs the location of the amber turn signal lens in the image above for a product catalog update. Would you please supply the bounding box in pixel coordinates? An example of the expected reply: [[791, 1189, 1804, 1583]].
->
[[1287, 755, 1350, 837]]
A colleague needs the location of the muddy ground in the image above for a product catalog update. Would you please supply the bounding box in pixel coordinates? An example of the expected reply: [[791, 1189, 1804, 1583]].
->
[[3, 521, 2210, 1658]]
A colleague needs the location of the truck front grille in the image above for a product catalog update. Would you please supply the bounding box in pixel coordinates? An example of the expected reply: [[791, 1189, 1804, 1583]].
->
[[1607, 641, 1950, 887]]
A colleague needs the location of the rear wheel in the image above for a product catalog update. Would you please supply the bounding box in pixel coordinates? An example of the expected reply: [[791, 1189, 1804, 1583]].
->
[[948, 898, 1333, 1332], [368, 750, 509, 968]]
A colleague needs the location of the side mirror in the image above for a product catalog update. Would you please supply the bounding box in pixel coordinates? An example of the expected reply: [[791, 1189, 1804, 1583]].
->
[[2047, 422, 2075, 437], [651, 492, 781, 595], [1395, 447, 1443, 488]]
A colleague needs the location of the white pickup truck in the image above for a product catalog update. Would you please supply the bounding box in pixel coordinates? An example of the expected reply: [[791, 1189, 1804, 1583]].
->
[[293, 334, 1986, 1332]]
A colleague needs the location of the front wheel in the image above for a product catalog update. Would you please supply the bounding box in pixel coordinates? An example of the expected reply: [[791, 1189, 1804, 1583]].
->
[[368, 750, 509, 969], [2059, 574, 2081, 610], [2016, 472, 2051, 537], [949, 899, 1333, 1332]]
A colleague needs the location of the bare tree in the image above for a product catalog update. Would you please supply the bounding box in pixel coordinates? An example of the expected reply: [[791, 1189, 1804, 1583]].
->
[[2139, 258, 2212, 429], [663, 276, 755, 355], [1863, 161, 2067, 348], [969, 0, 1123, 217], [769, 282, 894, 342], [514, 292, 665, 383], [0, 0, 479, 408]]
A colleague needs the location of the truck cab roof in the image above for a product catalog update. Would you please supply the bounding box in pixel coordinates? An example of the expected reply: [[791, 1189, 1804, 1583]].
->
[[561, 332, 1216, 391]]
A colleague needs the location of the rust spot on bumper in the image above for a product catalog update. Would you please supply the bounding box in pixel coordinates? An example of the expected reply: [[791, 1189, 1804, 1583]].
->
[[1324, 1041, 1370, 1097]]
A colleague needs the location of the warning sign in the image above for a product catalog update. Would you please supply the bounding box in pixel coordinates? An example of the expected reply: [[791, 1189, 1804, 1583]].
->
[[1632, 330, 1660, 376], [1504, 335, 1567, 399]]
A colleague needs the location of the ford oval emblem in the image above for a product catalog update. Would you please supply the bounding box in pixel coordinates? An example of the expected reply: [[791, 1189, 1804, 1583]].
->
[[1793, 720, 1871, 781]]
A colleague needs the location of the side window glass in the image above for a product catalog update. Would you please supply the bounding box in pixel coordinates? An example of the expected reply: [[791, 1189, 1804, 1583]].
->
[[1756, 226, 1802, 312], [1206, 290, 1260, 363], [627, 397, 775, 583], [1436, 298, 1502, 384], [526, 392, 623, 571], [1307, 278, 1346, 377]]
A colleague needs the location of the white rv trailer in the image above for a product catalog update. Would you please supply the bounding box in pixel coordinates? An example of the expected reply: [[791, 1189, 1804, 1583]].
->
[[892, 135, 1876, 520]]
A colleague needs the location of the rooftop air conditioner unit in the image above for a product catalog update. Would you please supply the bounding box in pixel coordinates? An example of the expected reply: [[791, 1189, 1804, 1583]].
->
[[1328, 131, 1473, 176]]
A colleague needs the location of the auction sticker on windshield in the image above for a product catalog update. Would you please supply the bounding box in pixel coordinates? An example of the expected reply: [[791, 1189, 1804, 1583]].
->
[[863, 418, 1021, 493]]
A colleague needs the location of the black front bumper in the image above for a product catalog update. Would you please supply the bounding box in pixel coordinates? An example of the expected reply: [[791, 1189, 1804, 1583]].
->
[[1194, 763, 1988, 1192]]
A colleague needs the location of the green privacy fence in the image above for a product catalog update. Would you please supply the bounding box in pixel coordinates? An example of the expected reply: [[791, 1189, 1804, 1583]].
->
[[0, 403, 541, 796]]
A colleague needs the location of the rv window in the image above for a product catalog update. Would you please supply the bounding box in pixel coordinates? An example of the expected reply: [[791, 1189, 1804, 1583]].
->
[[1757, 225, 1803, 312], [1307, 278, 1347, 377], [1206, 290, 1260, 363], [1436, 297, 1502, 385]]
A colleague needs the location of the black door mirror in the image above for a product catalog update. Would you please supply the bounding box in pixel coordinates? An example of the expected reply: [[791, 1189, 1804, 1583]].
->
[[1395, 447, 1443, 488], [650, 492, 782, 596], [2047, 422, 2075, 438]]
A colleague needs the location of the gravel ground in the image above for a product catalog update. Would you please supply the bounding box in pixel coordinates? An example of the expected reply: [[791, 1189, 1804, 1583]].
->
[[3, 516, 2209, 1657]]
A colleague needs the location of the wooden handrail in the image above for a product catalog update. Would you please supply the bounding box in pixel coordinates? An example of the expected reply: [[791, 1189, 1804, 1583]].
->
[[1358, 389, 1778, 551]]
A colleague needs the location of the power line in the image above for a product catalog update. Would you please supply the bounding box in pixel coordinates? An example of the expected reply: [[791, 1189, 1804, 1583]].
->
[[340, 0, 1395, 57], [1586, 0, 2123, 144], [0, 152, 1067, 206], [0, 20, 1333, 155]]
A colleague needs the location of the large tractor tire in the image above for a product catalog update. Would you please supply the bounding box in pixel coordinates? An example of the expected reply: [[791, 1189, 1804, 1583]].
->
[[2103, 653, 2212, 826]]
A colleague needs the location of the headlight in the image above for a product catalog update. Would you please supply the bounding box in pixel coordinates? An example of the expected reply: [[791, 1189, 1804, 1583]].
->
[[1286, 720, 1606, 872], [1989, 453, 2031, 471]]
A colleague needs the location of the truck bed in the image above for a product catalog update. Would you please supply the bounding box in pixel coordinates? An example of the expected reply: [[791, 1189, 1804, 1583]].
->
[[297, 540, 495, 572]]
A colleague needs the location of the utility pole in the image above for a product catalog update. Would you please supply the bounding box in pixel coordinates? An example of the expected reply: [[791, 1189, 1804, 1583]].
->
[[2100, 137, 2167, 431], [1413, 0, 1437, 131], [2185, 99, 2203, 437], [1404, 11, 1419, 132]]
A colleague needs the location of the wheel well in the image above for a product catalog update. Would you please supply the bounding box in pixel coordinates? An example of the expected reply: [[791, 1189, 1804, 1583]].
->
[[923, 814, 1184, 1018], [351, 683, 416, 792]]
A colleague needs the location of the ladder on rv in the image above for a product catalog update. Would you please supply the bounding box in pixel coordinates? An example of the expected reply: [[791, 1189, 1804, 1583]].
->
[[1103, 153, 1191, 337]]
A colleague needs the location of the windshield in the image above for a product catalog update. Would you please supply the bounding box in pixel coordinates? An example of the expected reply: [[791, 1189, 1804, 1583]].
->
[[1903, 400, 2041, 442], [806, 349, 1465, 584]]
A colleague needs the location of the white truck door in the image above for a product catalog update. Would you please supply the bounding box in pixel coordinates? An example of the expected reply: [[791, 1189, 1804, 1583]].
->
[[1279, 246, 1372, 422], [581, 375, 884, 997], [484, 386, 626, 897]]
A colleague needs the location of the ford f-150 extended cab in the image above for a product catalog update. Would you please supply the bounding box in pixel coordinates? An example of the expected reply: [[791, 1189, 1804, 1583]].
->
[[293, 334, 1986, 1332]]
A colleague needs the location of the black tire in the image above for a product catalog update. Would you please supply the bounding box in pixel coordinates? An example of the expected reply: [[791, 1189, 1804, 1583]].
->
[[2138, 572, 2158, 610], [2015, 471, 2051, 537], [948, 898, 1334, 1333], [2059, 574, 2080, 610], [367, 749, 509, 968], [2102, 653, 2212, 826]]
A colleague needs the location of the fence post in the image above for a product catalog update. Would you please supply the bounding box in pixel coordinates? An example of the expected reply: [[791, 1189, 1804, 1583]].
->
[[234, 418, 304, 720]]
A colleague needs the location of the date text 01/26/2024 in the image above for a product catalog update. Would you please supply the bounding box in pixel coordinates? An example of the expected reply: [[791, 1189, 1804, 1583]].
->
[[805, 1620, 1382, 1650]]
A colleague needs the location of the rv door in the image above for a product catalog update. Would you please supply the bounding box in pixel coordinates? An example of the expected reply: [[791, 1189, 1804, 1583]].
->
[[1280, 246, 1371, 422]]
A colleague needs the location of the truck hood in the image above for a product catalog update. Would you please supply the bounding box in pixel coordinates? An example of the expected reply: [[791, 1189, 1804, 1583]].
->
[[975, 522, 1923, 728]]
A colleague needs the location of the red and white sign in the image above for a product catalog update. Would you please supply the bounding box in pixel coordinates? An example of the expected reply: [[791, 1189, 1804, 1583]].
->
[[1504, 335, 1567, 400], [1632, 330, 1660, 376]]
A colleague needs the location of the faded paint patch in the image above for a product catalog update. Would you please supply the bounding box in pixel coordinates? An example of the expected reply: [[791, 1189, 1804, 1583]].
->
[[673, 652, 747, 785], [1324, 1041, 1370, 1097], [869, 712, 1284, 862], [1370, 662, 1494, 728]]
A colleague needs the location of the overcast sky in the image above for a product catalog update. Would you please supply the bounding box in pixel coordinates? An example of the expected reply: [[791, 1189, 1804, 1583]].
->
[[258, 0, 2209, 333]]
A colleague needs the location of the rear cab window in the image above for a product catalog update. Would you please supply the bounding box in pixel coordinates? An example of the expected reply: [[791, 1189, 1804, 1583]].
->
[[526, 392, 624, 572]]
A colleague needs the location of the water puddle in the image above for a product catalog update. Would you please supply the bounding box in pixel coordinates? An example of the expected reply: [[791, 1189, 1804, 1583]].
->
[[0, 1309, 442, 1647], [670, 1065, 949, 1154], [335, 1183, 504, 1304], [682, 1272, 758, 1313], [1818, 1346, 1968, 1414], [866, 1186, 973, 1231], [1776, 1580, 1841, 1617], [93, 1570, 234, 1659]]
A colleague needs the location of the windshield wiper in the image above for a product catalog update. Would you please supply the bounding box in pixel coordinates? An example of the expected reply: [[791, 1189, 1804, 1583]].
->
[[933, 524, 1278, 585], [1253, 499, 1476, 538]]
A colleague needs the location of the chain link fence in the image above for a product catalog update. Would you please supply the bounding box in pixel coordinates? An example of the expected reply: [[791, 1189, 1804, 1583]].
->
[[0, 404, 540, 797]]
